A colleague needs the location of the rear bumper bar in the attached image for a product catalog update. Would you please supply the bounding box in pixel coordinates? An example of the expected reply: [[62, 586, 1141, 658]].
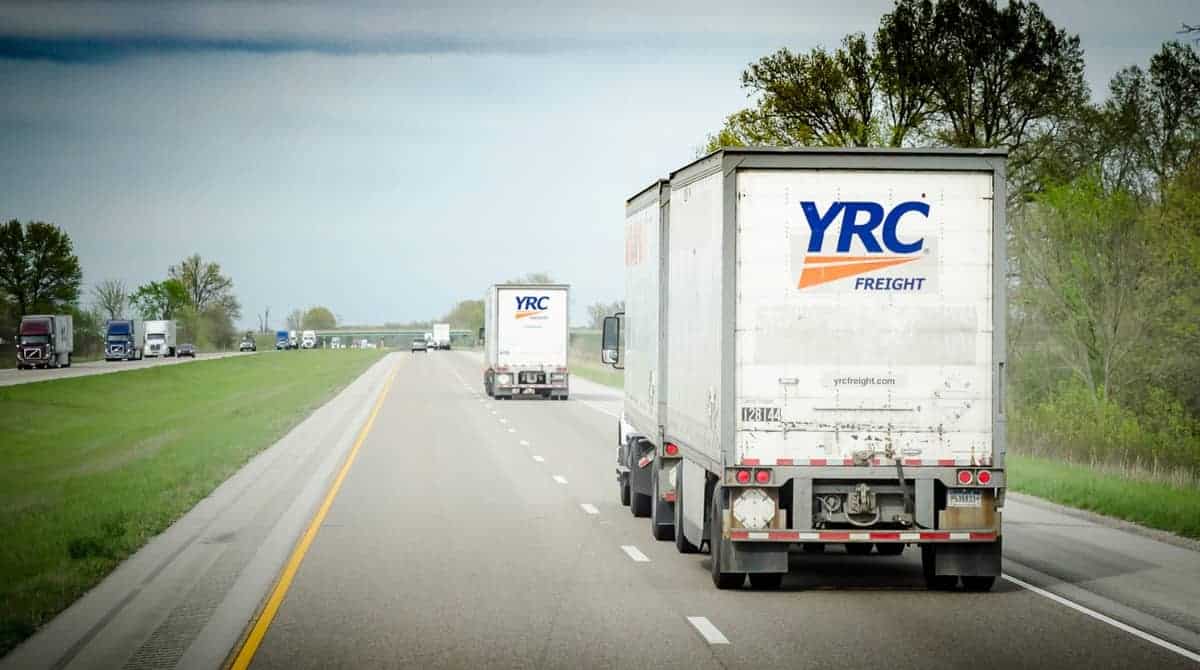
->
[[729, 530, 999, 543]]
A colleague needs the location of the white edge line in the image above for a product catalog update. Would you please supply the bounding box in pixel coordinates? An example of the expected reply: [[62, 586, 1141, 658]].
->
[[552, 475, 568, 484], [1002, 574, 1200, 663], [686, 616, 729, 645], [532, 455, 545, 462], [519, 440, 530, 446], [507, 428, 516, 433], [620, 545, 650, 562], [579, 503, 599, 515]]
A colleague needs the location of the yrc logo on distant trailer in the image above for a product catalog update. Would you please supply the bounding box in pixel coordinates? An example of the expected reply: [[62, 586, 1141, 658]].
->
[[514, 296, 551, 320], [791, 200, 937, 292]]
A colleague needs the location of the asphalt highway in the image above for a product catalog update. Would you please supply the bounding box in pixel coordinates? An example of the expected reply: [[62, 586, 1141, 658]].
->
[[0, 351, 253, 387], [248, 351, 1199, 669], [5, 350, 1196, 669]]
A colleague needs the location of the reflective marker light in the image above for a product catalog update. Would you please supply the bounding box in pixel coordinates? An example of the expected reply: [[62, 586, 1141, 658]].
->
[[664, 443, 679, 456], [976, 470, 992, 485], [957, 470, 974, 485], [735, 470, 751, 484], [755, 469, 771, 484]]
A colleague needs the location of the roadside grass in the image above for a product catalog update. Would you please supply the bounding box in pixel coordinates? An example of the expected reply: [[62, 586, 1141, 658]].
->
[[1008, 454, 1200, 540], [568, 354, 623, 389], [0, 349, 384, 656]]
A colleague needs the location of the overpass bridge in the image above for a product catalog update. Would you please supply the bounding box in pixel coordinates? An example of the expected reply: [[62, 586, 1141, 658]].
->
[[313, 329, 476, 348]]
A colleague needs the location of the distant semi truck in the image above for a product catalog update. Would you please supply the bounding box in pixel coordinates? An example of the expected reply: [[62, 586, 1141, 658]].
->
[[432, 323, 451, 350], [16, 314, 73, 369], [602, 147, 1007, 591], [275, 330, 289, 350], [143, 320, 177, 357], [301, 330, 317, 349], [288, 330, 299, 349], [105, 319, 144, 361], [483, 283, 569, 400]]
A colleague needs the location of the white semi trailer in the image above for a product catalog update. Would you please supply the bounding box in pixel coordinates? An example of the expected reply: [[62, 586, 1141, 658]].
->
[[483, 283, 570, 400], [143, 320, 177, 357], [432, 323, 451, 350], [603, 147, 1007, 591], [611, 180, 678, 540]]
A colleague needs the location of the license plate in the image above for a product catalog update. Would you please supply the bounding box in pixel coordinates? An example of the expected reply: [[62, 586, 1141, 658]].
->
[[947, 490, 982, 508]]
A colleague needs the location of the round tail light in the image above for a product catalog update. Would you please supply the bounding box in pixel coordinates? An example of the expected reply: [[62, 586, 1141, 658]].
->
[[754, 469, 771, 484], [976, 469, 992, 485], [664, 443, 679, 456], [957, 470, 974, 485], [735, 470, 751, 484]]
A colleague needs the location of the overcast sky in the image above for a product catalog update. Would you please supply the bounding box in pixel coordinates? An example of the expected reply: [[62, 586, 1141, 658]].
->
[[1, 1, 1194, 327]]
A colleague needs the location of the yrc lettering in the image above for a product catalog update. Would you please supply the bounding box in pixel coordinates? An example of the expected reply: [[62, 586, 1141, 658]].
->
[[796, 200, 931, 291]]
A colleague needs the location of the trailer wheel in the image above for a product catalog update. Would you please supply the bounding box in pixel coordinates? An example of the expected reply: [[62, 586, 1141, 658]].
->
[[961, 576, 996, 592], [673, 470, 699, 554], [845, 542, 873, 556], [877, 543, 904, 556], [801, 543, 825, 553], [630, 490, 651, 518], [63, 354, 71, 368], [619, 476, 630, 506], [748, 572, 784, 590], [710, 487, 745, 590], [921, 546, 958, 590]]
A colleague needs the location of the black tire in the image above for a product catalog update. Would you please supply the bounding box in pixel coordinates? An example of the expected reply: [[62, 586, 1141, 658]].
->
[[64, 354, 71, 368], [801, 543, 825, 553], [922, 546, 959, 590], [619, 476, 631, 506], [710, 487, 745, 590], [962, 576, 996, 592], [674, 469, 700, 554], [650, 464, 675, 541], [630, 490, 651, 518], [845, 542, 874, 556], [877, 543, 905, 556], [748, 572, 784, 590]]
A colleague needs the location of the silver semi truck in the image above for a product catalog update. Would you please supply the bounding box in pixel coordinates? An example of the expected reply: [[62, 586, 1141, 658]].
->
[[483, 283, 570, 400], [603, 147, 1007, 591], [17, 314, 73, 369]]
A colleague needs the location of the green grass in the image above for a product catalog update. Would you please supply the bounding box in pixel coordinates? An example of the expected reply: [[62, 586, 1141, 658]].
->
[[1008, 454, 1200, 540], [0, 349, 384, 656], [568, 354, 623, 389]]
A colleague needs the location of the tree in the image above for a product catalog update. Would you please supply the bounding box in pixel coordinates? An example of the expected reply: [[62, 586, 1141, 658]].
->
[[0, 220, 83, 325], [506, 272, 556, 284], [130, 279, 189, 320], [285, 309, 303, 331], [441, 299, 484, 335], [874, 0, 938, 146], [91, 279, 127, 320], [302, 306, 336, 330], [587, 300, 625, 329], [169, 254, 239, 317]]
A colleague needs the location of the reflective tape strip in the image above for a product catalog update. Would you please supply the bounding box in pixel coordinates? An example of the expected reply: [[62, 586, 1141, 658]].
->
[[741, 458, 760, 466], [900, 532, 920, 541], [950, 532, 970, 540], [850, 532, 870, 541]]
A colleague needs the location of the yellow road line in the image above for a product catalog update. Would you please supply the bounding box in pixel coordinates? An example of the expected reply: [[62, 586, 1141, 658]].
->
[[228, 360, 400, 670]]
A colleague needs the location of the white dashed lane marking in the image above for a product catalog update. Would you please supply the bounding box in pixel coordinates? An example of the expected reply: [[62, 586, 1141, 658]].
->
[[621, 545, 650, 562], [579, 504, 599, 515], [533, 456, 545, 463], [687, 617, 730, 645], [552, 475, 568, 485]]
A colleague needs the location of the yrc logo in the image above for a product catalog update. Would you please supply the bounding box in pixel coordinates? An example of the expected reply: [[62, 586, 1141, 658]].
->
[[795, 201, 932, 291], [514, 296, 550, 319]]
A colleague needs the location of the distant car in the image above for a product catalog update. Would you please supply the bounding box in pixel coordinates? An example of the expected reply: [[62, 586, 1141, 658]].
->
[[411, 339, 428, 353], [239, 337, 256, 352], [178, 343, 196, 358]]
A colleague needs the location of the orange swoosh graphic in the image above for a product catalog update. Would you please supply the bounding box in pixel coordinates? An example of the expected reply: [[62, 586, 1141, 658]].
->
[[798, 255, 920, 288], [515, 311, 539, 319]]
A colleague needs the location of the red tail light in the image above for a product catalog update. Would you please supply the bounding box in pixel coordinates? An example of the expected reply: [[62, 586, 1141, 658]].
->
[[754, 469, 771, 484], [735, 470, 751, 484], [957, 470, 974, 485], [664, 443, 679, 456], [976, 469, 992, 485]]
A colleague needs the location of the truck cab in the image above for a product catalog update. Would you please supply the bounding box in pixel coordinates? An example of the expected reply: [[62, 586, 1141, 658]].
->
[[275, 330, 289, 350], [301, 331, 317, 349], [17, 315, 73, 369], [105, 320, 143, 361]]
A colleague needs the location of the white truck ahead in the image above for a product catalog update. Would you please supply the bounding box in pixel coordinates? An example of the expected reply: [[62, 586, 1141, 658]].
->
[[16, 314, 73, 369], [602, 147, 1007, 591], [143, 320, 177, 357], [301, 330, 317, 349], [483, 283, 570, 400], [432, 323, 451, 350]]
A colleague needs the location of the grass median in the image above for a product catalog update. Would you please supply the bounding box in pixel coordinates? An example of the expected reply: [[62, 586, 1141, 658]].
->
[[1008, 454, 1200, 540], [0, 349, 385, 656]]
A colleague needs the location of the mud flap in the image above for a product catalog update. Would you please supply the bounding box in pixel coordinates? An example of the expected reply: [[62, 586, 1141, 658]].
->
[[931, 538, 1002, 577], [721, 539, 789, 574], [628, 439, 654, 498]]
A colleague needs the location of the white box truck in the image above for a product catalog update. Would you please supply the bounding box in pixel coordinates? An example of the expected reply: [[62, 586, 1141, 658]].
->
[[611, 180, 678, 539], [483, 283, 570, 400], [301, 330, 317, 349], [143, 320, 177, 357], [432, 323, 451, 350], [16, 314, 73, 369], [602, 147, 1007, 591]]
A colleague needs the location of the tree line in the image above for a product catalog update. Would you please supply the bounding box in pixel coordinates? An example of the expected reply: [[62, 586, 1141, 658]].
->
[[706, 0, 1200, 478]]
